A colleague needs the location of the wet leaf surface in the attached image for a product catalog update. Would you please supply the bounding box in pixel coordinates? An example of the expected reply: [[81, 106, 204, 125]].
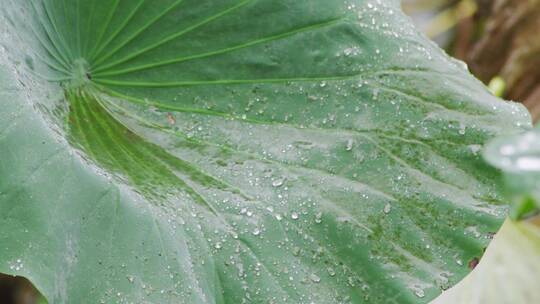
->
[[0, 0, 531, 303]]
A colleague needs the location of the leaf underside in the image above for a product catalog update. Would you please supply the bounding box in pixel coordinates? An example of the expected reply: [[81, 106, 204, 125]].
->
[[0, 0, 531, 303]]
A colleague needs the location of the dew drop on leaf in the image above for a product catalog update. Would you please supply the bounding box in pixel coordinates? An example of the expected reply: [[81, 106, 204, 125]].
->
[[412, 286, 425, 298], [310, 273, 321, 283], [272, 178, 284, 187], [383, 203, 391, 214], [315, 212, 323, 223], [345, 139, 354, 151]]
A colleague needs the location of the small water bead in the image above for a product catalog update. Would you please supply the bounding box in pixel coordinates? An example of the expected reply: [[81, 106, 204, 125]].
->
[[343, 47, 361, 57], [252, 228, 261, 236], [310, 274, 321, 283], [126, 275, 134, 283], [345, 139, 353, 151], [458, 124, 466, 135], [413, 287, 425, 298], [9, 259, 23, 271], [215, 242, 222, 249], [383, 203, 391, 214], [291, 212, 299, 220], [437, 272, 452, 290], [465, 226, 481, 238], [314, 212, 323, 224], [272, 178, 284, 188], [327, 267, 336, 276]]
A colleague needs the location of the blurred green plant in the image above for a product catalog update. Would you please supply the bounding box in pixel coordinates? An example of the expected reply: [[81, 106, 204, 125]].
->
[[484, 129, 540, 219], [488, 76, 506, 98], [402, 0, 477, 42]]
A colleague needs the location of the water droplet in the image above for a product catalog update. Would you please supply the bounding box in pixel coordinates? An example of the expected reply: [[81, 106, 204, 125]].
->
[[291, 212, 299, 220], [345, 139, 354, 151], [458, 124, 466, 135], [383, 203, 391, 214], [252, 228, 261, 236], [126, 275, 134, 283], [310, 274, 321, 283], [315, 212, 323, 223], [412, 286, 425, 298], [272, 178, 284, 187], [327, 267, 336, 276], [215, 242, 222, 249]]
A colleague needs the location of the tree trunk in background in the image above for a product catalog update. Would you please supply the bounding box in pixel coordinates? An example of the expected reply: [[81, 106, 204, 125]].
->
[[453, 0, 540, 121], [0, 273, 40, 304]]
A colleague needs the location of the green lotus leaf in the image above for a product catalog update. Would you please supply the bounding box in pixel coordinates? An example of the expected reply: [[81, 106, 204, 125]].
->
[[0, 0, 530, 303]]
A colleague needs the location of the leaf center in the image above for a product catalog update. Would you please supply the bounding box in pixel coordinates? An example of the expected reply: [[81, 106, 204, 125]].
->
[[69, 59, 91, 88]]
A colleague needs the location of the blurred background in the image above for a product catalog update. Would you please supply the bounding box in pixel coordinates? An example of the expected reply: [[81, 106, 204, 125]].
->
[[403, 0, 540, 121]]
